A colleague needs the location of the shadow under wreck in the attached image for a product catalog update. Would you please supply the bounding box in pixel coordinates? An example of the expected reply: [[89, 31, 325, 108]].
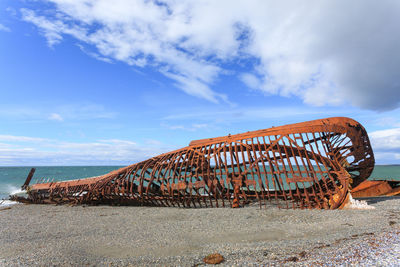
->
[[11, 117, 375, 209]]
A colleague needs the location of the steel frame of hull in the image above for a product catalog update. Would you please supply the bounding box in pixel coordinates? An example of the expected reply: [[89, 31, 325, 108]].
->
[[14, 117, 374, 209]]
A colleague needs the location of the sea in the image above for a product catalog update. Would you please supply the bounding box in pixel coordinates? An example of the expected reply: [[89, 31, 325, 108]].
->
[[1, 165, 399, 204], [0, 166, 122, 202]]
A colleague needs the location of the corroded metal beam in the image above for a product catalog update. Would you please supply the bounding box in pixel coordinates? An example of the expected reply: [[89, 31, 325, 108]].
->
[[12, 117, 375, 209], [352, 180, 400, 198]]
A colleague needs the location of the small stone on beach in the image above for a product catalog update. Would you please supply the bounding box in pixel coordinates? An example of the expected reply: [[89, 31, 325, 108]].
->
[[203, 253, 224, 264]]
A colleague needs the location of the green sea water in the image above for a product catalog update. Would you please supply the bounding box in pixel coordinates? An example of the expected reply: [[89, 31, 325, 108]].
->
[[0, 165, 399, 200], [0, 166, 123, 200]]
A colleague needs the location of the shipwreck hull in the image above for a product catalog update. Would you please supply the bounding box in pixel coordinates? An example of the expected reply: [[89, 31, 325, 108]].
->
[[351, 180, 400, 198], [13, 117, 374, 209]]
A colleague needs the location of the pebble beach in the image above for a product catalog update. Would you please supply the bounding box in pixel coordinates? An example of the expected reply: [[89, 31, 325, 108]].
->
[[1, 197, 400, 266]]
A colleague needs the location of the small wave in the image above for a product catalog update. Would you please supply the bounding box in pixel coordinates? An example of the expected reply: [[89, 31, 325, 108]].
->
[[8, 184, 25, 195], [343, 194, 375, 210], [0, 184, 27, 200], [0, 199, 19, 207]]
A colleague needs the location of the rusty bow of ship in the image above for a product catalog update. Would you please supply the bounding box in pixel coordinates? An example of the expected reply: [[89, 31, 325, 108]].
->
[[12, 117, 375, 209]]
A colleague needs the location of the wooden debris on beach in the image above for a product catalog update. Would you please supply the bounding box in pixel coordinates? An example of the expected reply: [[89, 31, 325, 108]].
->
[[11, 117, 376, 210]]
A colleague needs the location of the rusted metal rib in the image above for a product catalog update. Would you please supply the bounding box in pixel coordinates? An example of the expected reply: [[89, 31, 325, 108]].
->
[[12, 117, 375, 209], [22, 168, 35, 190]]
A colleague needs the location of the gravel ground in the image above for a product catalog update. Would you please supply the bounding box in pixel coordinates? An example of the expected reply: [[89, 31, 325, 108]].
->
[[1, 197, 400, 266]]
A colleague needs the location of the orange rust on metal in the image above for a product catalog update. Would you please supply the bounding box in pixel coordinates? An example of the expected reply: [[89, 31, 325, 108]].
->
[[11, 117, 375, 209], [351, 180, 400, 198], [22, 168, 35, 190]]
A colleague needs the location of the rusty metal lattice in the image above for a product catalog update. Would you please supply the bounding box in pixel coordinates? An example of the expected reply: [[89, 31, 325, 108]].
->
[[12, 117, 375, 209]]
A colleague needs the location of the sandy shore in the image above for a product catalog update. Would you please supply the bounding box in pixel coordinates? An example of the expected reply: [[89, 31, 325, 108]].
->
[[1, 197, 400, 266]]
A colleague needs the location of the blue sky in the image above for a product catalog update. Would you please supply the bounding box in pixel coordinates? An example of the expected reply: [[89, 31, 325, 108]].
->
[[1, 0, 400, 166]]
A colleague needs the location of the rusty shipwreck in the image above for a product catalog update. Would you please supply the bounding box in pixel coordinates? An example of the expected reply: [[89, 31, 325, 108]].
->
[[12, 117, 376, 209]]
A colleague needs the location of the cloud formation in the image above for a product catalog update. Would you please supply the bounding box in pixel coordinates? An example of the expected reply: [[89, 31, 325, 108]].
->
[[0, 103, 116, 122], [21, 0, 400, 110], [370, 128, 400, 152], [0, 23, 11, 32], [369, 128, 400, 162], [48, 113, 64, 122], [0, 135, 48, 143], [0, 135, 173, 166], [161, 122, 210, 132]]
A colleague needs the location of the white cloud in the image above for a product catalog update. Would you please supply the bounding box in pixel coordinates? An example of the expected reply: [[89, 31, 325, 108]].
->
[[162, 71, 224, 102], [20, 3, 228, 103], [161, 123, 185, 130], [161, 122, 210, 131], [0, 135, 174, 166], [0, 23, 11, 32], [370, 128, 400, 151], [48, 113, 64, 121], [76, 43, 113, 63], [240, 73, 261, 90], [0, 135, 49, 143], [0, 103, 116, 121], [162, 106, 348, 122], [373, 151, 400, 162], [21, 0, 400, 110], [373, 118, 399, 127], [144, 139, 162, 146], [192, 123, 208, 129], [369, 128, 400, 163], [58, 104, 116, 120]]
